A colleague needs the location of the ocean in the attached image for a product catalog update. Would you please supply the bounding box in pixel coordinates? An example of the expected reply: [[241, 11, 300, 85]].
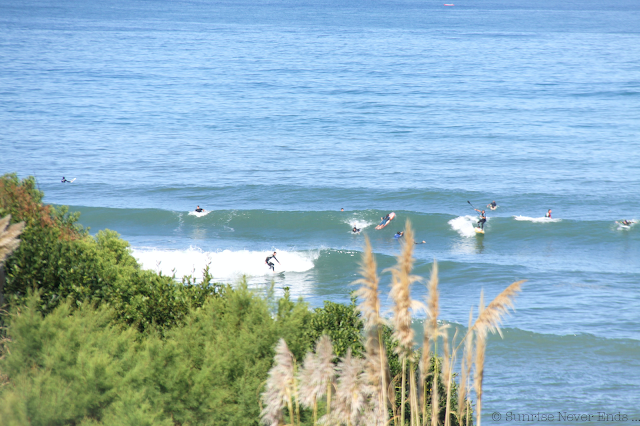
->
[[2, 0, 639, 422]]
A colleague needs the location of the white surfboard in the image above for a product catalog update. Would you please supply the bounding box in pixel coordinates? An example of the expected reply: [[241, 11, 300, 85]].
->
[[69, 178, 76, 183], [616, 220, 635, 229], [475, 227, 485, 234], [189, 209, 210, 217]]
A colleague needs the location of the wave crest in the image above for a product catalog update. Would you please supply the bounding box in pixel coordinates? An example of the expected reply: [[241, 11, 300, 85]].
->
[[133, 247, 317, 280]]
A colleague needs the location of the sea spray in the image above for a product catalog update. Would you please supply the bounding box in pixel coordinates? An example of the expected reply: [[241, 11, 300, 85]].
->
[[133, 247, 317, 280], [449, 215, 482, 238], [513, 216, 561, 223]]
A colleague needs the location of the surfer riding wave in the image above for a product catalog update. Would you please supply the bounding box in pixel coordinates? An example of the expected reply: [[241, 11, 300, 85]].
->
[[265, 251, 280, 272]]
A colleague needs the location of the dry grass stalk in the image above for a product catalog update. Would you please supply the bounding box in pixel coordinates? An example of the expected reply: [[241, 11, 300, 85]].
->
[[355, 237, 383, 328], [388, 220, 420, 426], [420, 261, 439, 425], [389, 220, 420, 359], [474, 329, 486, 426], [442, 329, 458, 426], [420, 261, 439, 378], [354, 237, 389, 424], [471, 280, 524, 337], [409, 362, 419, 426], [261, 339, 297, 426], [363, 327, 390, 425], [430, 355, 439, 426], [457, 309, 474, 424], [0, 215, 25, 264]]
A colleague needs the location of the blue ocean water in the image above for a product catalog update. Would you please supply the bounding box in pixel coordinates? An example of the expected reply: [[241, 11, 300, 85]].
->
[[2, 0, 640, 422]]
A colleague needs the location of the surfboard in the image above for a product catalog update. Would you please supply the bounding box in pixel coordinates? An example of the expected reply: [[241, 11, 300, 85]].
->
[[189, 209, 210, 217], [375, 212, 396, 230], [69, 178, 76, 183], [488, 205, 498, 210], [475, 227, 485, 234], [616, 221, 635, 228]]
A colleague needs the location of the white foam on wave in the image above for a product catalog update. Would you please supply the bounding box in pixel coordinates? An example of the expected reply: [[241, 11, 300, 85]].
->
[[188, 210, 211, 218], [344, 214, 375, 232], [514, 215, 561, 223], [615, 220, 637, 231], [449, 215, 480, 238], [133, 247, 317, 280]]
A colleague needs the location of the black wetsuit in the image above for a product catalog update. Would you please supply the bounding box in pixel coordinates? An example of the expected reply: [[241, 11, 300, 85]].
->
[[195, 208, 204, 212], [61, 178, 69, 183], [490, 202, 497, 208], [265, 255, 279, 271], [477, 213, 486, 229]]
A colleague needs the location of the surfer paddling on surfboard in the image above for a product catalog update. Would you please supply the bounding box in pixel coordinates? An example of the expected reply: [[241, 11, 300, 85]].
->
[[265, 251, 280, 272], [488, 201, 498, 210], [195, 205, 204, 213], [352, 226, 361, 234], [394, 230, 425, 243]]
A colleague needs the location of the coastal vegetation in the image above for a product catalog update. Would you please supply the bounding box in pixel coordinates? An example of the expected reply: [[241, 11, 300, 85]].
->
[[0, 174, 522, 425]]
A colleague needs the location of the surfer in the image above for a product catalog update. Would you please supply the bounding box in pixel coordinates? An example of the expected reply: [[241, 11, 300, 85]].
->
[[352, 226, 361, 233], [489, 201, 497, 209], [394, 231, 404, 239], [380, 214, 391, 225], [195, 206, 204, 213], [61, 177, 70, 183], [474, 209, 487, 230], [621, 219, 632, 226], [265, 251, 280, 272], [415, 240, 426, 244], [545, 209, 552, 218]]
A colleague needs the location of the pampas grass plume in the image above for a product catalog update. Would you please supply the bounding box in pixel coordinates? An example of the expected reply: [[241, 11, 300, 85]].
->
[[389, 220, 420, 357], [328, 349, 369, 426], [354, 236, 389, 425], [472, 280, 524, 337], [261, 339, 296, 426], [299, 336, 336, 407], [354, 237, 383, 328]]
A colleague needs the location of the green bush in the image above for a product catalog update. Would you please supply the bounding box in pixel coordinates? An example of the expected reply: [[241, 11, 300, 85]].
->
[[306, 293, 365, 358], [0, 173, 221, 334], [0, 284, 312, 426]]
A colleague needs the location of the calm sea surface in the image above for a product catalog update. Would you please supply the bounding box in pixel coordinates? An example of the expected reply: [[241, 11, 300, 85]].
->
[[2, 0, 640, 421]]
